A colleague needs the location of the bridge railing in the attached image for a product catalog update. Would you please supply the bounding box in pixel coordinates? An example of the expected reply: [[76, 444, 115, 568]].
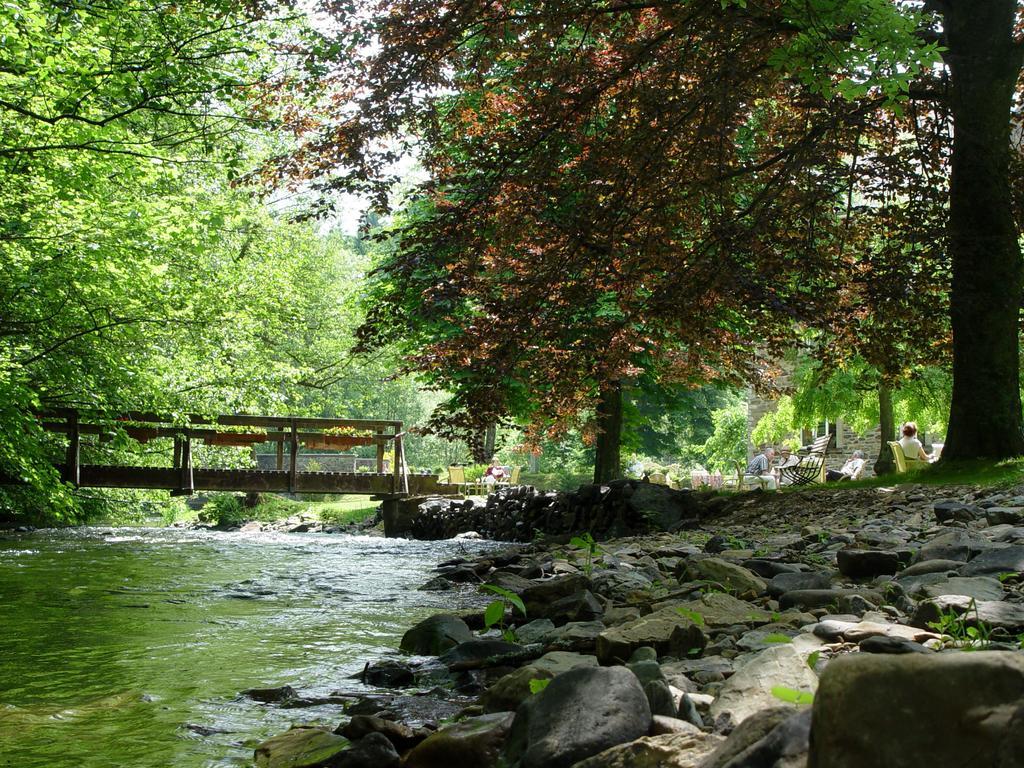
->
[[35, 409, 415, 496]]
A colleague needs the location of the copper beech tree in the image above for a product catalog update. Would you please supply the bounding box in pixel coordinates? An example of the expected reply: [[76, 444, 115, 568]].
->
[[279, 0, 1024, 474]]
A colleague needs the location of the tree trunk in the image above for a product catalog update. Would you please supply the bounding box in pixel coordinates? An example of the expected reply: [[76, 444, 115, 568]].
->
[[483, 424, 497, 459], [873, 383, 895, 476], [940, 2, 1024, 460], [593, 381, 623, 484]]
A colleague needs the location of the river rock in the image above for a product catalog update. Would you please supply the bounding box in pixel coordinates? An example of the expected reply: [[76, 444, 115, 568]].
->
[[244, 685, 298, 704], [662, 591, 771, 628], [911, 595, 1024, 631], [253, 727, 348, 768], [569, 731, 724, 768], [501, 666, 652, 768], [335, 715, 425, 752], [333, 732, 401, 768], [438, 639, 523, 668], [531, 651, 599, 676], [960, 544, 1024, 576], [919, 575, 1006, 601], [683, 558, 766, 599], [520, 575, 591, 616], [400, 615, 474, 656], [543, 590, 603, 625], [808, 651, 1024, 768], [590, 569, 656, 601], [404, 712, 514, 768], [480, 666, 554, 713], [515, 619, 556, 644], [896, 558, 965, 577], [986, 507, 1024, 526], [361, 658, 415, 687], [702, 706, 811, 768], [767, 571, 832, 598], [914, 529, 986, 563], [708, 644, 819, 727], [835, 549, 901, 579], [932, 500, 984, 523], [857, 635, 932, 654], [596, 608, 706, 665], [544, 621, 605, 651], [778, 588, 881, 611]]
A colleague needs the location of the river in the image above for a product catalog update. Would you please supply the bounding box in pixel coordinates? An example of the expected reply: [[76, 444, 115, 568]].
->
[[0, 527, 496, 768]]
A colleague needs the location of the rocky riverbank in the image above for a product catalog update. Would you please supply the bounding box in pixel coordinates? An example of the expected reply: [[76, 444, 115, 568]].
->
[[248, 480, 1024, 768]]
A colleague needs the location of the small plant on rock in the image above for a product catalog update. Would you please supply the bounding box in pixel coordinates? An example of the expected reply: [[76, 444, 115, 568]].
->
[[481, 584, 527, 642], [569, 532, 602, 577], [927, 599, 992, 650]]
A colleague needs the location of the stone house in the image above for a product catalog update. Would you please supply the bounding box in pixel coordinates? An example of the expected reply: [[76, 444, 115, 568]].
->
[[746, 370, 883, 477]]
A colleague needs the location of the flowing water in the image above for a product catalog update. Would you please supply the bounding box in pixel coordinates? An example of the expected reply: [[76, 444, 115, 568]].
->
[[0, 527, 497, 768]]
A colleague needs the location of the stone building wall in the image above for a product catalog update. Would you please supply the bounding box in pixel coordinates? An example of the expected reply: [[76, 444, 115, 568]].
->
[[746, 387, 884, 478]]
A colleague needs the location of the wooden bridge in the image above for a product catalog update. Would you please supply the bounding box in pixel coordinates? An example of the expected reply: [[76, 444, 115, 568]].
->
[[35, 410, 446, 498]]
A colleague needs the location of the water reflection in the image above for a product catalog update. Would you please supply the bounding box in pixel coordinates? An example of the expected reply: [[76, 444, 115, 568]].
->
[[0, 528, 496, 768]]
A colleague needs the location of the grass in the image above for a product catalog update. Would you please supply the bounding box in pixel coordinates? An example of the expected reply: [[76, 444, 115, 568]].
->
[[174, 492, 380, 527], [772, 457, 1024, 494]]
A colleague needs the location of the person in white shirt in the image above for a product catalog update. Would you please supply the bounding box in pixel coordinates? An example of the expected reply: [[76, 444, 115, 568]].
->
[[827, 450, 866, 481], [898, 422, 931, 462]]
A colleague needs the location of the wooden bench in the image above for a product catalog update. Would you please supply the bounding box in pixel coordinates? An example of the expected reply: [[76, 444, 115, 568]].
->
[[779, 433, 832, 486], [888, 441, 927, 474]]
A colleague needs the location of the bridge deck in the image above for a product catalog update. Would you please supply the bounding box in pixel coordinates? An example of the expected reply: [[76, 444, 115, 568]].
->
[[27, 409, 447, 498], [76, 466, 443, 495]]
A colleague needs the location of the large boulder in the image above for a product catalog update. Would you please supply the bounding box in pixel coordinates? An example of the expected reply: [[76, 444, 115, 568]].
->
[[568, 731, 724, 768], [501, 666, 652, 768], [400, 614, 474, 656], [808, 652, 1024, 768], [403, 712, 514, 768], [596, 608, 706, 665], [253, 727, 348, 768], [708, 644, 819, 727]]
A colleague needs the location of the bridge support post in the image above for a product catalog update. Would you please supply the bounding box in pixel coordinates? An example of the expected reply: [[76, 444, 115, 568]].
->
[[288, 419, 298, 494], [64, 410, 80, 486], [177, 430, 194, 495]]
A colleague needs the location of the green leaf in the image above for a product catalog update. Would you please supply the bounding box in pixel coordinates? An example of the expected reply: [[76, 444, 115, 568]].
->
[[528, 678, 551, 694], [484, 600, 505, 629], [770, 687, 814, 706]]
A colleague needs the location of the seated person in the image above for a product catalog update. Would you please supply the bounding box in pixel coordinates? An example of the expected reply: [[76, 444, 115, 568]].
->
[[899, 422, 932, 462], [827, 450, 866, 481], [744, 447, 777, 490], [483, 458, 507, 485], [773, 446, 801, 485]]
